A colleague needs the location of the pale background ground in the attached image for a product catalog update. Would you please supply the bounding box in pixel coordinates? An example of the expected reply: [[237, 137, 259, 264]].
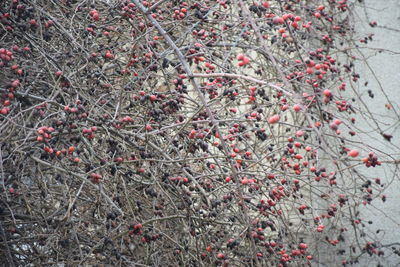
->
[[346, 0, 400, 266]]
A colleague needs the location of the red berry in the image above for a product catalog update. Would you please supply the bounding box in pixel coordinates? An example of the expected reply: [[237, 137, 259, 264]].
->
[[217, 253, 225, 259], [293, 104, 302, 112], [348, 149, 359, 158], [105, 51, 114, 59], [11, 79, 20, 88], [268, 114, 280, 124], [296, 130, 304, 137], [299, 243, 308, 249], [273, 17, 284, 24], [1, 108, 9, 115], [323, 89, 332, 97]]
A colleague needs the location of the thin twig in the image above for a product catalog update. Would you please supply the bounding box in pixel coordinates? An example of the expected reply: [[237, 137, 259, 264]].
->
[[31, 156, 124, 215], [191, 72, 293, 96]]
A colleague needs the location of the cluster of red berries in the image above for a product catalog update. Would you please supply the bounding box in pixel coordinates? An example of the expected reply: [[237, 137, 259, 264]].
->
[[237, 54, 250, 66], [114, 116, 134, 129], [1, 105, 10, 115], [240, 177, 257, 185], [169, 176, 189, 184], [298, 204, 308, 215], [0, 47, 13, 62], [89, 173, 102, 184], [2, 79, 21, 114], [36, 126, 55, 142], [188, 129, 210, 139], [172, 6, 187, 20], [140, 233, 161, 243], [362, 152, 381, 167], [82, 126, 98, 139], [89, 9, 100, 21], [128, 223, 143, 236], [64, 105, 79, 113], [335, 100, 350, 112]]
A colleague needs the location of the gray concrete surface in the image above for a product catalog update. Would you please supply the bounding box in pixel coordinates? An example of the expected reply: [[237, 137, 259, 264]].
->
[[350, 0, 400, 265]]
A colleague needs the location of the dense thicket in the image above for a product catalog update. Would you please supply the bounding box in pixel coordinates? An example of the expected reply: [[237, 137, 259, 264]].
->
[[1, 0, 399, 266]]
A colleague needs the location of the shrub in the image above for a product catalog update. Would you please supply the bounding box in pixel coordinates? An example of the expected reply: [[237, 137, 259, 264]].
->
[[0, 0, 398, 266]]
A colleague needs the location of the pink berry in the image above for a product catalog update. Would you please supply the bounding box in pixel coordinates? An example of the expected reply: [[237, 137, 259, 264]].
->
[[293, 104, 302, 112], [348, 149, 359, 158], [323, 89, 332, 97], [268, 114, 280, 124]]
